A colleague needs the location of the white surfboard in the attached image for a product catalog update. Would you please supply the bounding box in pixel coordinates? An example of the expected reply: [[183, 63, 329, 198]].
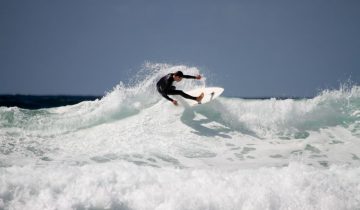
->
[[181, 87, 224, 106]]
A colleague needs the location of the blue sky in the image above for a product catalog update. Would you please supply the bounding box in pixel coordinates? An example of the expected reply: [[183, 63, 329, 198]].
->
[[1, 0, 359, 97]]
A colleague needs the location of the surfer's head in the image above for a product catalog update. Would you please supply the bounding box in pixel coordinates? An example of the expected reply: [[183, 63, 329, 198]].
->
[[173, 71, 183, 82]]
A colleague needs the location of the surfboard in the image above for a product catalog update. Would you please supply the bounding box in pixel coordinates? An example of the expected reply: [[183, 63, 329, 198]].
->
[[181, 87, 224, 107]]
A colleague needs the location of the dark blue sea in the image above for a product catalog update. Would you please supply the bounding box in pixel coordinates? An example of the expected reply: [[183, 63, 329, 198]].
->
[[0, 95, 101, 109]]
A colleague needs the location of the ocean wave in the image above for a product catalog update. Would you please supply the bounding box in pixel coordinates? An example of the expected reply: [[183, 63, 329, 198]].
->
[[1, 63, 360, 209]]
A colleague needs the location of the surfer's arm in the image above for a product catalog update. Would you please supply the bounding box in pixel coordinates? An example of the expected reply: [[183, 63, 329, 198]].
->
[[183, 75, 201, 80], [161, 93, 174, 102]]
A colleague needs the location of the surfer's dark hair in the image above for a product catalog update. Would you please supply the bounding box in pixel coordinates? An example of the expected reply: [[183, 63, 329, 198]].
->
[[174, 71, 184, 77]]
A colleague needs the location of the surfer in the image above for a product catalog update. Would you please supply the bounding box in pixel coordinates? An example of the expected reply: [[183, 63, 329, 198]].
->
[[156, 71, 204, 106]]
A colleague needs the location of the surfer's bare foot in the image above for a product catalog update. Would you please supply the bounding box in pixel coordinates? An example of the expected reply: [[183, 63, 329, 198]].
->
[[196, 93, 204, 103]]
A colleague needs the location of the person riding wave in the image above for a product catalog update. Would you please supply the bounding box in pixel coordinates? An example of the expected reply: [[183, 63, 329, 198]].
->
[[156, 71, 204, 106]]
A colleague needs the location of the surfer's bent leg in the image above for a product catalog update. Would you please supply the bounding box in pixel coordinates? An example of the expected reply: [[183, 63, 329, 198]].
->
[[166, 89, 197, 101]]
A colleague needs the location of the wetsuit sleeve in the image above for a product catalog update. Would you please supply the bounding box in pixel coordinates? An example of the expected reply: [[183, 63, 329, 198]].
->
[[182, 75, 196, 79], [161, 93, 174, 102]]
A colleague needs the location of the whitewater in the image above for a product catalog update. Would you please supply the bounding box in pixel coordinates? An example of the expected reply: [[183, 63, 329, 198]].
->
[[1, 64, 360, 210]]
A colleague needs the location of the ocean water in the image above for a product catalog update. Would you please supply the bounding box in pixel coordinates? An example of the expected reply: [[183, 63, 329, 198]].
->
[[1, 64, 360, 210], [0, 95, 100, 110]]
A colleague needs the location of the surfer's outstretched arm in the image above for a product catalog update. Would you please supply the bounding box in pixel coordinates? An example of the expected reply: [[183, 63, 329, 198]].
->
[[182, 75, 201, 80]]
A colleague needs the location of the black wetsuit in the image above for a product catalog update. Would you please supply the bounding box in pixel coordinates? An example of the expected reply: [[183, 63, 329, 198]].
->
[[156, 73, 197, 102]]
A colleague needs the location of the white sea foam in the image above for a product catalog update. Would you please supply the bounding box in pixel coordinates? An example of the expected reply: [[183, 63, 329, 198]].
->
[[0, 64, 359, 209], [1, 162, 359, 210]]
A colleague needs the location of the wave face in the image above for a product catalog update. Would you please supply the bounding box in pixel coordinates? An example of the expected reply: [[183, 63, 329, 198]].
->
[[1, 64, 360, 210]]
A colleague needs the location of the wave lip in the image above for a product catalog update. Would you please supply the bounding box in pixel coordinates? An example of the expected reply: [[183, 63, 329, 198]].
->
[[218, 85, 360, 139]]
